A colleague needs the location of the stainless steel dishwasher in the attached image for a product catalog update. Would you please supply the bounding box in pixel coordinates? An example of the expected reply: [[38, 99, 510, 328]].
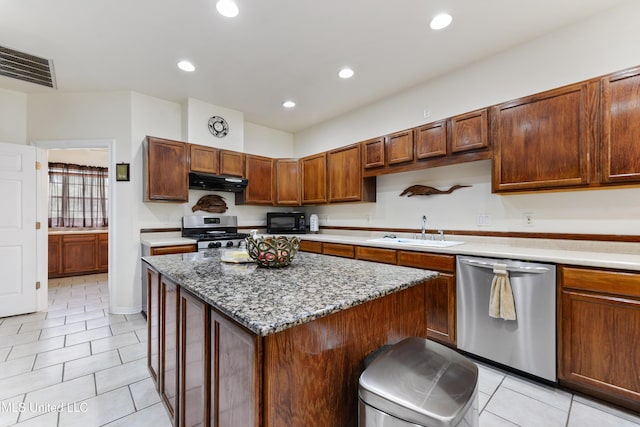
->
[[456, 256, 557, 381]]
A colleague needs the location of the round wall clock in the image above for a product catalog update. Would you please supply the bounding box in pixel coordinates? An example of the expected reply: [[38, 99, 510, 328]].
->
[[208, 116, 229, 138]]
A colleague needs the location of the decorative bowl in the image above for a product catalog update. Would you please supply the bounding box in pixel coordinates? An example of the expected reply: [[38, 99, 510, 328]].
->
[[245, 235, 300, 268]]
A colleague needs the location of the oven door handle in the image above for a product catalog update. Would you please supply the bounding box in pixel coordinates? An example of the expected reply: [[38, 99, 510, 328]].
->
[[459, 258, 550, 274]]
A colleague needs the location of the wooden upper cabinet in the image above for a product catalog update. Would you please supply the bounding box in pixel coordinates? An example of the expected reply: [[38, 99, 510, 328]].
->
[[145, 136, 189, 202], [492, 81, 597, 192], [386, 130, 414, 165], [219, 150, 245, 177], [274, 159, 301, 206], [327, 144, 375, 203], [237, 154, 273, 205], [450, 109, 488, 153], [362, 138, 385, 169], [601, 67, 640, 184], [415, 120, 447, 160], [301, 153, 327, 204], [189, 144, 219, 174]]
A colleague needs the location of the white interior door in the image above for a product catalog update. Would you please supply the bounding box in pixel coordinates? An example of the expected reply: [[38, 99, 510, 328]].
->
[[0, 142, 37, 317]]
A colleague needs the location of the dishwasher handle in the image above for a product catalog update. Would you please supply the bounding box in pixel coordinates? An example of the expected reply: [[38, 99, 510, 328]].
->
[[459, 258, 550, 274]]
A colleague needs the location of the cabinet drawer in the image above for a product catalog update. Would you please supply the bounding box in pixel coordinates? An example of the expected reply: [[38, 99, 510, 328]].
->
[[356, 246, 397, 265], [322, 243, 355, 258], [560, 266, 640, 298], [397, 250, 455, 273], [150, 244, 197, 256], [299, 240, 323, 254]]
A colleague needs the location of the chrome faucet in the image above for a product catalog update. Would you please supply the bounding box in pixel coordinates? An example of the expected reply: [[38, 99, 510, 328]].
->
[[421, 215, 427, 240]]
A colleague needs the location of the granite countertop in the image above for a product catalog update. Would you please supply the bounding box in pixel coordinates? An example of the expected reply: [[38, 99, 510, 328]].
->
[[142, 251, 437, 336], [298, 233, 640, 272]]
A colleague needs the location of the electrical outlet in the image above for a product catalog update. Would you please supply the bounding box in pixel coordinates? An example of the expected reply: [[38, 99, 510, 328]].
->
[[423, 108, 431, 119], [523, 213, 534, 226], [476, 214, 491, 226]]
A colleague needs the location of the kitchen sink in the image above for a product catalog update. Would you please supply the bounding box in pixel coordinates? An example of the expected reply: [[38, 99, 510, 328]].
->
[[366, 237, 465, 248]]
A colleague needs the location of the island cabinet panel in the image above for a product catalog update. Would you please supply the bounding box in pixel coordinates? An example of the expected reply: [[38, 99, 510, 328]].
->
[[322, 242, 355, 258], [601, 67, 640, 184], [450, 109, 488, 153], [398, 250, 456, 346], [492, 81, 597, 192], [145, 136, 189, 202], [263, 282, 427, 427], [210, 308, 261, 427], [355, 246, 397, 265], [298, 240, 322, 254], [386, 129, 414, 165], [146, 264, 160, 389], [219, 150, 245, 177], [301, 152, 327, 204], [362, 137, 385, 169], [415, 120, 447, 160], [559, 266, 640, 412], [274, 159, 301, 206], [189, 144, 219, 174], [160, 276, 179, 425], [237, 154, 273, 205], [179, 290, 209, 427]]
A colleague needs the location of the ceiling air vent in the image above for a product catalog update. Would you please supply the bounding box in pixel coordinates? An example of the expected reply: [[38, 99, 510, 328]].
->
[[0, 45, 56, 88]]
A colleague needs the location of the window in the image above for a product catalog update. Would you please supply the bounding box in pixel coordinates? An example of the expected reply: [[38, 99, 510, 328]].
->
[[48, 163, 109, 228]]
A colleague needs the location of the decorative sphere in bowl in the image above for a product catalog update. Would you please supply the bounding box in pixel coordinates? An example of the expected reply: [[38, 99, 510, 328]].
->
[[245, 235, 300, 268]]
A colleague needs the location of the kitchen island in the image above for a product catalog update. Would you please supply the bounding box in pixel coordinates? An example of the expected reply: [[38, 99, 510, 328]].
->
[[142, 250, 438, 427]]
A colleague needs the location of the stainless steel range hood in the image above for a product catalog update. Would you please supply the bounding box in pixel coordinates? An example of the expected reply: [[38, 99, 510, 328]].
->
[[188, 172, 248, 192]]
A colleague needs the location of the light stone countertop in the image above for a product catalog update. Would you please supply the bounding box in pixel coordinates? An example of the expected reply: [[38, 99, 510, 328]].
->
[[298, 232, 640, 271], [139, 230, 640, 271], [142, 251, 437, 336]]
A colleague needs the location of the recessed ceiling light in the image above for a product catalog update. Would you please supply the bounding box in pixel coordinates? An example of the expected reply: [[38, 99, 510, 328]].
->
[[282, 100, 296, 108], [216, 0, 239, 18], [429, 13, 452, 30], [177, 60, 195, 72], [338, 68, 354, 79]]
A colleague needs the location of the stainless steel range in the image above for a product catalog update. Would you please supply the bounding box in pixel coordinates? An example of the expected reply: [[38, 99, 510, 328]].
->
[[182, 215, 249, 250]]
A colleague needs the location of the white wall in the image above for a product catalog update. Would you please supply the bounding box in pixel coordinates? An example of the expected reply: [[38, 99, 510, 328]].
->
[[183, 97, 244, 151], [47, 149, 109, 167], [244, 122, 294, 158], [0, 88, 27, 144], [294, 0, 640, 236]]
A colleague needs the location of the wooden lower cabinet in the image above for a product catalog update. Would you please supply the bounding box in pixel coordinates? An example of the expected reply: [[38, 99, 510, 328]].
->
[[398, 250, 456, 346], [298, 240, 322, 254], [48, 234, 61, 277], [49, 232, 109, 278], [321, 242, 355, 258], [559, 266, 640, 412], [150, 244, 196, 256]]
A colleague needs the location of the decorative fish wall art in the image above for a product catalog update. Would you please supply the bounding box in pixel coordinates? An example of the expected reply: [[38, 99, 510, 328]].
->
[[399, 184, 470, 197]]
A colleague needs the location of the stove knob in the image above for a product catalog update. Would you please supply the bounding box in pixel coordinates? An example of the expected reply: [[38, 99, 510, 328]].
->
[[208, 242, 222, 248], [225, 241, 234, 247]]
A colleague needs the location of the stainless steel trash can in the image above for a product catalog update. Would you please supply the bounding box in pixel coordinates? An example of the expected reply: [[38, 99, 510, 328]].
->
[[359, 337, 479, 427]]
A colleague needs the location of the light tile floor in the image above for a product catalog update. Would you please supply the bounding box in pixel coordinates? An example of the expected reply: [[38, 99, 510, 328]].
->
[[1, 273, 639, 426], [0, 274, 172, 427]]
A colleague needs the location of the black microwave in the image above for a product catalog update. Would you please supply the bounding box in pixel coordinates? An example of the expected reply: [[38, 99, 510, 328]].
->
[[266, 212, 306, 234]]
